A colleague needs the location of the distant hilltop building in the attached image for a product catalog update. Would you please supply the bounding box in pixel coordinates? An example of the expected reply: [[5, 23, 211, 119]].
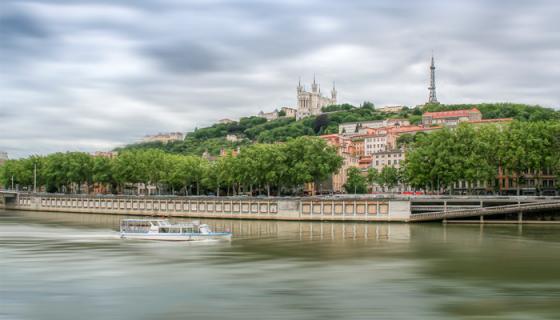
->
[[258, 109, 280, 121], [218, 118, 235, 124], [226, 134, 240, 142], [422, 108, 482, 126], [93, 151, 118, 158], [296, 77, 337, 119], [257, 107, 298, 121], [338, 119, 410, 136], [280, 107, 297, 118], [142, 132, 184, 144], [378, 105, 404, 113]]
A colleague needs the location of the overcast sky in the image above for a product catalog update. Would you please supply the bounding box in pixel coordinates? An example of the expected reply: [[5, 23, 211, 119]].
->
[[1, 0, 559, 158]]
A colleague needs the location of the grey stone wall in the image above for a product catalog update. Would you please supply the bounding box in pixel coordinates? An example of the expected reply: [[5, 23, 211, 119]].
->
[[7, 194, 411, 222]]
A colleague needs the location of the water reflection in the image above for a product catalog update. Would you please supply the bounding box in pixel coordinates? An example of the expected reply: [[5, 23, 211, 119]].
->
[[2, 209, 560, 320]]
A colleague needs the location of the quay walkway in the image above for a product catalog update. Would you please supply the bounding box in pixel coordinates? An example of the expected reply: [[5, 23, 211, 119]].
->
[[408, 200, 560, 222], [1, 191, 559, 223]]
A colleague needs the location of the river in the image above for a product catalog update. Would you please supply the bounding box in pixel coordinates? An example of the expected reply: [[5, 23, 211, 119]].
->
[[1, 209, 560, 320]]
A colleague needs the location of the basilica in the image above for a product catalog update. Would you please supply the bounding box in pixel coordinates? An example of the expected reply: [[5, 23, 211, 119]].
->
[[296, 77, 337, 119]]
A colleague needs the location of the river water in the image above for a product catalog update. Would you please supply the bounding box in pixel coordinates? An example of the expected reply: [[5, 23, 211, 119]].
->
[[1, 209, 560, 320]]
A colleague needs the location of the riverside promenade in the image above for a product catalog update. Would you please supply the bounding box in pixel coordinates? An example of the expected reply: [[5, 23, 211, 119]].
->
[[1, 192, 559, 223], [0, 192, 411, 222]]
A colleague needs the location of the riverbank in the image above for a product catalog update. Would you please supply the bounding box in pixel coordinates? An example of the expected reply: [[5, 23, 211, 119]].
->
[[2, 193, 412, 222], [3, 193, 559, 223]]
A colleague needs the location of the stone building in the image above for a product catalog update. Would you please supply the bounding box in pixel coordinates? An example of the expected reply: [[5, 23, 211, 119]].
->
[[296, 77, 337, 119], [339, 119, 409, 136], [378, 106, 405, 113], [219, 118, 235, 124], [319, 134, 359, 193], [258, 110, 279, 121], [226, 134, 240, 142], [371, 149, 405, 172], [93, 151, 118, 159], [364, 133, 389, 155], [142, 132, 184, 144], [281, 107, 297, 118]]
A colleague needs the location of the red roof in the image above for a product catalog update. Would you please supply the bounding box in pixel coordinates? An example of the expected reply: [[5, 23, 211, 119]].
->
[[387, 125, 442, 134], [467, 118, 513, 124], [423, 108, 480, 119]]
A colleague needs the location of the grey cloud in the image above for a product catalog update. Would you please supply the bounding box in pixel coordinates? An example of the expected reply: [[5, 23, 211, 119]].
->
[[0, 11, 48, 39], [146, 43, 219, 73]]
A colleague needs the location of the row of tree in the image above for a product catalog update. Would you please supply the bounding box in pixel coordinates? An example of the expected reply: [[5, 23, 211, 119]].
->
[[344, 167, 402, 194], [403, 121, 560, 195], [0, 137, 342, 196]]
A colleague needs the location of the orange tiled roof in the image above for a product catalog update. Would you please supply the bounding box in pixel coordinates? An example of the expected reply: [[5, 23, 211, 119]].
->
[[467, 118, 513, 124], [423, 108, 480, 118], [387, 125, 442, 133]]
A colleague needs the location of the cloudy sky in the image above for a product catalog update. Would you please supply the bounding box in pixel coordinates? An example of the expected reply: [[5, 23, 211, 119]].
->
[[1, 0, 559, 158]]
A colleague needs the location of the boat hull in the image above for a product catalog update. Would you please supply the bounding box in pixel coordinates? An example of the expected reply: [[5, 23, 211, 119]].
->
[[120, 232, 232, 241]]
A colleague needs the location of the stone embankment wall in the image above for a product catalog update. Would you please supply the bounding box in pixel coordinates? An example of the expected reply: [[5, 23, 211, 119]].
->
[[6, 194, 411, 222]]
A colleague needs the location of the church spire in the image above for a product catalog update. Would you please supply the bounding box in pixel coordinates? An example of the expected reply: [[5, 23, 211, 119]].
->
[[428, 53, 439, 104], [331, 81, 337, 101], [311, 73, 318, 93]]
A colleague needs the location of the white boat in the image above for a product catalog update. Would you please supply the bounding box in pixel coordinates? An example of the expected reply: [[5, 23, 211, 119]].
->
[[120, 219, 232, 241]]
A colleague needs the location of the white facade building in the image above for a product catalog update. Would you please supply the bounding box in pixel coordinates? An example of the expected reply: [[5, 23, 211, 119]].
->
[[364, 134, 389, 155], [339, 119, 409, 135], [296, 77, 337, 119]]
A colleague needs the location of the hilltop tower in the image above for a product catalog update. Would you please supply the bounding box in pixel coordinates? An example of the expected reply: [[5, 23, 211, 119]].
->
[[428, 55, 439, 104]]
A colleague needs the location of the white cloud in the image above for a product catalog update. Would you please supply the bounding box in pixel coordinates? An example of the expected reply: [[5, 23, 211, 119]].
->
[[0, 0, 558, 158]]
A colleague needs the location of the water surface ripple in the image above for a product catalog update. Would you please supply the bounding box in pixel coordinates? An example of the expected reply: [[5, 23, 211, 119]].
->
[[1, 210, 560, 320]]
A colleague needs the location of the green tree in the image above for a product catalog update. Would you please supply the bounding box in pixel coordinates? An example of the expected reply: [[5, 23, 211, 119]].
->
[[377, 166, 400, 192], [92, 156, 116, 193], [367, 167, 378, 192], [344, 167, 368, 194]]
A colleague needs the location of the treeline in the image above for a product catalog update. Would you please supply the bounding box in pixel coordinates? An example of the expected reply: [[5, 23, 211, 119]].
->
[[403, 121, 560, 194], [120, 103, 420, 156], [0, 137, 342, 196], [423, 103, 560, 121], [120, 103, 557, 157]]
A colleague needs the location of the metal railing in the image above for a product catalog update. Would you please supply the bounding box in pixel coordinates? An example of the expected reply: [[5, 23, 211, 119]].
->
[[409, 201, 560, 222]]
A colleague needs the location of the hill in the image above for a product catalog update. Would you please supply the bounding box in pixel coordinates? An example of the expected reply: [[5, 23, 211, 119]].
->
[[118, 102, 559, 156]]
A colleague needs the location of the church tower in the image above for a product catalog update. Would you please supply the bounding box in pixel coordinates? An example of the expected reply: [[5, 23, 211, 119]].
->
[[311, 74, 318, 93], [428, 54, 438, 104], [331, 82, 337, 102]]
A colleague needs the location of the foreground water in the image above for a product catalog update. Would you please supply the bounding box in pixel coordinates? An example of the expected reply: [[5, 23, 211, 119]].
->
[[1, 210, 560, 320]]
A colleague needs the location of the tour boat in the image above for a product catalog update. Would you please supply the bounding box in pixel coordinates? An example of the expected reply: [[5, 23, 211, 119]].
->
[[120, 219, 232, 241]]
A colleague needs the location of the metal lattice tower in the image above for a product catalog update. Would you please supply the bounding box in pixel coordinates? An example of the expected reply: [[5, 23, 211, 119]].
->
[[428, 55, 438, 104]]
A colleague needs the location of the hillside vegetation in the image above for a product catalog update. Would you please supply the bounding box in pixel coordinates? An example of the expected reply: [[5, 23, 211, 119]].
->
[[119, 102, 559, 156]]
